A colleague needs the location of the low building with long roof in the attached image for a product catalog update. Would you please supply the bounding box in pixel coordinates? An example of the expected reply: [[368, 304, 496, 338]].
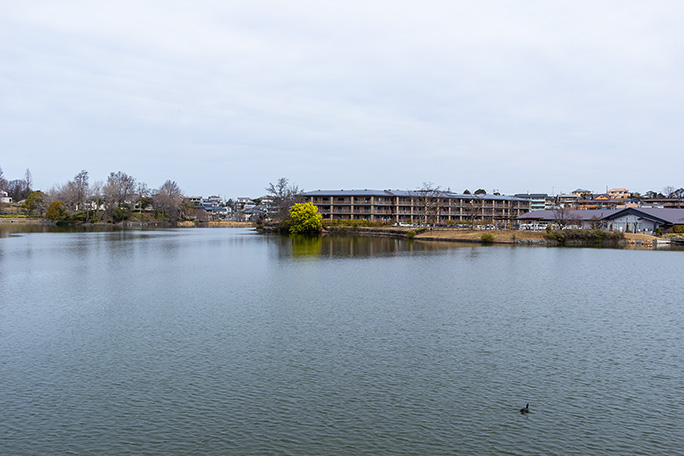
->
[[519, 208, 684, 233]]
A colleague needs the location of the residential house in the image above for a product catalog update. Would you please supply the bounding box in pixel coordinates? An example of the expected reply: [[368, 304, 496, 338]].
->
[[607, 188, 629, 200], [572, 188, 593, 199], [236, 197, 254, 211], [556, 193, 580, 208], [640, 197, 684, 209], [190, 195, 231, 220], [577, 193, 620, 210]]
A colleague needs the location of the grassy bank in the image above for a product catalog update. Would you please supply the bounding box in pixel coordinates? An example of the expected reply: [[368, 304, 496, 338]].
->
[[415, 228, 544, 244], [324, 225, 428, 238], [0, 216, 44, 224]]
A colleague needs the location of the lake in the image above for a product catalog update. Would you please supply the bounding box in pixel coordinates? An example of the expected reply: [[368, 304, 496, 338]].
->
[[1, 227, 682, 455]]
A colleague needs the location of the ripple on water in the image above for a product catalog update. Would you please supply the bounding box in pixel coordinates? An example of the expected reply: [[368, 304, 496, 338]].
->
[[1, 232, 683, 455]]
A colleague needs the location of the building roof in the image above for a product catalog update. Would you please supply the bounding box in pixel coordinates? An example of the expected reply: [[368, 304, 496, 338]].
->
[[306, 189, 391, 197], [519, 208, 684, 225], [515, 193, 548, 199], [605, 208, 684, 224], [518, 209, 620, 221]]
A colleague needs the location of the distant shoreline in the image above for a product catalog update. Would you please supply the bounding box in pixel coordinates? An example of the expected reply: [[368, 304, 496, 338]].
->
[[0, 217, 44, 224], [0, 217, 253, 228], [0, 218, 668, 248], [324, 225, 664, 248]]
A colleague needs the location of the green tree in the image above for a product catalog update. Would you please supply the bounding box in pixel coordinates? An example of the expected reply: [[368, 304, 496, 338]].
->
[[289, 202, 322, 235], [22, 190, 48, 216], [45, 200, 68, 223]]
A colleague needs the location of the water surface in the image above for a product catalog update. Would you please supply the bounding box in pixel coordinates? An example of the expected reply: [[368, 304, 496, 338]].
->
[[1, 228, 682, 455]]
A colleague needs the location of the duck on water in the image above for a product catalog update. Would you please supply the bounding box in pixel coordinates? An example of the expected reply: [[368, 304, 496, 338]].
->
[[520, 404, 530, 414]]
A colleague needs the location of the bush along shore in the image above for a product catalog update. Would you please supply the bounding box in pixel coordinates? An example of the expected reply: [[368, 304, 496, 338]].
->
[[543, 229, 625, 247]]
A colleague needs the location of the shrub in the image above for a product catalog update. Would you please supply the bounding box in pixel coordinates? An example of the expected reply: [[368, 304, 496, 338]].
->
[[407, 230, 416, 240], [45, 201, 68, 223], [275, 219, 293, 234], [480, 233, 494, 243], [113, 206, 131, 222], [545, 229, 623, 245], [289, 203, 322, 235]]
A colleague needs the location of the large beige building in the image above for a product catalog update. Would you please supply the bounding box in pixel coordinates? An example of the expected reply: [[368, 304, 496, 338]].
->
[[305, 189, 531, 226]]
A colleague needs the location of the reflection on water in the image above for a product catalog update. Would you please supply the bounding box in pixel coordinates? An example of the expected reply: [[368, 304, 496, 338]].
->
[[274, 233, 482, 258], [0, 222, 130, 238], [2, 227, 684, 455], [290, 235, 323, 257]]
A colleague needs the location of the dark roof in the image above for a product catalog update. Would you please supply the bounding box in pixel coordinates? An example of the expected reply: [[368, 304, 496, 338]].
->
[[519, 208, 684, 225], [305, 189, 391, 197], [515, 193, 548, 199], [605, 208, 684, 224], [518, 209, 620, 221]]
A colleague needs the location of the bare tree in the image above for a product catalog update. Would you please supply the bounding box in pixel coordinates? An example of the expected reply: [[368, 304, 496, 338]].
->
[[102, 171, 136, 219], [465, 193, 485, 229], [552, 206, 581, 229], [505, 203, 521, 230], [90, 180, 104, 220], [663, 186, 676, 199], [50, 170, 92, 217], [0, 166, 7, 191], [7, 179, 29, 201], [73, 170, 90, 212], [136, 182, 151, 219], [24, 169, 32, 194], [266, 177, 303, 221], [153, 180, 184, 220], [50, 182, 77, 211], [412, 182, 443, 226], [589, 215, 606, 230]]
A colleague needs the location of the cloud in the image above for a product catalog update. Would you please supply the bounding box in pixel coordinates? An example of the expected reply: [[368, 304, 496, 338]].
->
[[2, 0, 684, 196]]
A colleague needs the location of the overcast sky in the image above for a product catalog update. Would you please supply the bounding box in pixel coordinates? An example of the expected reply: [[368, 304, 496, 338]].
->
[[2, 1, 683, 198]]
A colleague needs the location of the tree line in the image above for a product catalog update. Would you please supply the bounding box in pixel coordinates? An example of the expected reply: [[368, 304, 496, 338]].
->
[[0, 166, 185, 223]]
